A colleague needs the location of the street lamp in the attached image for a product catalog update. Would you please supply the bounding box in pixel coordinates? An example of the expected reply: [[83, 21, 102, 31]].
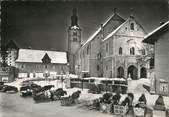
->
[[67, 63, 69, 74], [45, 69, 48, 82], [61, 72, 63, 88]]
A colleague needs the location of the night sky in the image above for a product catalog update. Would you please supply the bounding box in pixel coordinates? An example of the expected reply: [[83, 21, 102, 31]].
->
[[1, 0, 168, 51]]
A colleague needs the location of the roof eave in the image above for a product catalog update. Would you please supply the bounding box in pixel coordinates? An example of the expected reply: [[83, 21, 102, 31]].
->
[[143, 21, 169, 44]]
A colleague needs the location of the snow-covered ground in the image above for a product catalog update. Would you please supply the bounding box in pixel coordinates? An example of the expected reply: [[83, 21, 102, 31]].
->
[[5, 78, 169, 109]]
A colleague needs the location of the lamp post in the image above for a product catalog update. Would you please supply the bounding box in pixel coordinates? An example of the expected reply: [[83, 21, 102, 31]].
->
[[45, 69, 48, 83], [67, 63, 69, 74], [61, 72, 64, 89]]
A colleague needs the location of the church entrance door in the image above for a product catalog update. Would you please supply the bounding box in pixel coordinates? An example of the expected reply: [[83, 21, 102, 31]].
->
[[128, 65, 137, 80]]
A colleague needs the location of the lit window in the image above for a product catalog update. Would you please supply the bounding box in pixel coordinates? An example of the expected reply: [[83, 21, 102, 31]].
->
[[119, 47, 122, 55], [130, 23, 134, 30]]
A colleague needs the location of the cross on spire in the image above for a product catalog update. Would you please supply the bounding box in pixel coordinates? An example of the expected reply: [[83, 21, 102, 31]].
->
[[71, 8, 78, 26]]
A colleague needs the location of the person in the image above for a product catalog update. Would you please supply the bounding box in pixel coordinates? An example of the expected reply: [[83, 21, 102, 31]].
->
[[154, 95, 165, 111], [112, 92, 121, 105], [124, 93, 134, 116], [155, 95, 165, 106], [138, 93, 147, 105]]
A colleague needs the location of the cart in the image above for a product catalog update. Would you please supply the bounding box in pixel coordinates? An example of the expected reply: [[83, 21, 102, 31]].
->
[[60, 96, 74, 106]]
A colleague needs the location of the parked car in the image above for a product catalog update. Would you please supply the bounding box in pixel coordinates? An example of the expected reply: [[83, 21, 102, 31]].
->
[[20, 83, 41, 97], [0, 82, 4, 85], [20, 86, 32, 97], [0, 85, 18, 93], [0, 85, 7, 91]]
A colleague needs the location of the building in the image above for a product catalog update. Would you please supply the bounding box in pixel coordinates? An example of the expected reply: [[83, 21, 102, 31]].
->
[[68, 9, 153, 79], [15, 49, 68, 78], [5, 40, 19, 67], [0, 2, 1, 63], [68, 8, 82, 74], [143, 21, 169, 95]]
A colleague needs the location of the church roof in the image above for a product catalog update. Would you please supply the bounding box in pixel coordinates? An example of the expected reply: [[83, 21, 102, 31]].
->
[[6, 40, 19, 50], [103, 16, 146, 42], [16, 49, 67, 64], [102, 20, 128, 41], [82, 13, 125, 48], [143, 21, 169, 44]]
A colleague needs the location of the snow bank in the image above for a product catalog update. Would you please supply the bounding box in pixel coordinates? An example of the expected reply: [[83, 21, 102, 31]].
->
[[4, 78, 169, 109], [128, 78, 151, 93]]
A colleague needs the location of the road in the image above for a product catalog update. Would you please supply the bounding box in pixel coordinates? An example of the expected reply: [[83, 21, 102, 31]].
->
[[0, 93, 113, 117]]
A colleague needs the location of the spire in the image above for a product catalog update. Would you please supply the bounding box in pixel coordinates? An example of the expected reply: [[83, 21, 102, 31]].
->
[[130, 7, 134, 18], [71, 8, 78, 26]]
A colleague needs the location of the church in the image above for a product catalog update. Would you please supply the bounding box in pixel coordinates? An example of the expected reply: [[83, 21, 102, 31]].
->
[[68, 8, 153, 80]]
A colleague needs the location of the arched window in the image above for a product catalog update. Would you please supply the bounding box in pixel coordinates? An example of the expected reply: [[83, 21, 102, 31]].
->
[[130, 23, 134, 30], [119, 47, 122, 55], [117, 67, 124, 78], [130, 47, 135, 55]]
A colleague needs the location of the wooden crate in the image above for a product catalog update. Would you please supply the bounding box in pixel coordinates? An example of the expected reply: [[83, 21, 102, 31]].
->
[[114, 105, 128, 115], [60, 97, 73, 106]]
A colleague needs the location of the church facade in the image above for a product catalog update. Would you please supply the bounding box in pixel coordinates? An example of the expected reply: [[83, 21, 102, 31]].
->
[[68, 9, 153, 80]]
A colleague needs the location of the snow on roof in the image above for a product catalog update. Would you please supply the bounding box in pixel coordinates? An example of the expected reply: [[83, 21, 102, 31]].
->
[[102, 19, 128, 41], [82, 13, 118, 48], [16, 49, 67, 64], [144, 21, 169, 40], [71, 77, 126, 81]]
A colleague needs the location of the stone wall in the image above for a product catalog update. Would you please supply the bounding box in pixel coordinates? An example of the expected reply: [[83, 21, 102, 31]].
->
[[155, 31, 169, 95]]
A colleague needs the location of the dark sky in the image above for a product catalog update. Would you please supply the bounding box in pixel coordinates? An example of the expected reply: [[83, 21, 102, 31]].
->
[[1, 0, 168, 51]]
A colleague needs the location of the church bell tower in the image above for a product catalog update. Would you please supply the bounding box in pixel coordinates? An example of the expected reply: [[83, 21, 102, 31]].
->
[[68, 8, 81, 73]]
